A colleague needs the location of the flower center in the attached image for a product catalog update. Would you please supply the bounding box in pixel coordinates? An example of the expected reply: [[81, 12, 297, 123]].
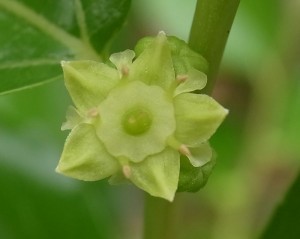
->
[[122, 108, 152, 135], [97, 81, 176, 162]]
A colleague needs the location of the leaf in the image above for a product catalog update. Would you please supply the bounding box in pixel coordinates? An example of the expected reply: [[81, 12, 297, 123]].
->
[[223, 0, 280, 71], [0, 164, 119, 239], [260, 172, 300, 239], [0, 0, 131, 95]]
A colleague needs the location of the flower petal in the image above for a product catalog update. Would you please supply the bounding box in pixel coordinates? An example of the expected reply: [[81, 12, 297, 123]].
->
[[56, 123, 119, 181], [61, 60, 119, 112], [174, 68, 207, 96], [109, 49, 135, 77], [187, 142, 212, 167], [97, 81, 175, 163], [174, 93, 228, 146], [130, 32, 175, 90], [129, 147, 180, 201], [61, 106, 83, 131]]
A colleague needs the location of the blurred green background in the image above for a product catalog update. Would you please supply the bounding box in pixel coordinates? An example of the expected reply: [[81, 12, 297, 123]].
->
[[0, 0, 299, 238]]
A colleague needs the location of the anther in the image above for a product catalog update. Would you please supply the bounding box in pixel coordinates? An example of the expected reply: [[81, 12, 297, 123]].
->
[[122, 165, 131, 178], [121, 65, 129, 77], [176, 74, 188, 84], [179, 144, 191, 156], [87, 108, 99, 117]]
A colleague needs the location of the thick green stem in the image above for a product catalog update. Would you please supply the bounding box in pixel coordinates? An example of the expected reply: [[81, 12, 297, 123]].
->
[[143, 194, 174, 239], [189, 0, 240, 93]]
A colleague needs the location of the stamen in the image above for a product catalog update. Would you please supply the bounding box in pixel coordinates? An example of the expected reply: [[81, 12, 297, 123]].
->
[[87, 108, 99, 117], [122, 165, 131, 178], [121, 65, 129, 77], [167, 137, 192, 156], [168, 75, 189, 96], [176, 74, 188, 84], [179, 144, 191, 156]]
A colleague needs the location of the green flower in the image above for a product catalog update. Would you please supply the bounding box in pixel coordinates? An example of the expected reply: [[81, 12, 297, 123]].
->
[[56, 32, 228, 201]]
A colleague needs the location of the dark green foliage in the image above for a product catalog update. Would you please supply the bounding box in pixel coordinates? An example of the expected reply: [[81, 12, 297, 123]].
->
[[0, 0, 131, 95], [260, 172, 300, 239]]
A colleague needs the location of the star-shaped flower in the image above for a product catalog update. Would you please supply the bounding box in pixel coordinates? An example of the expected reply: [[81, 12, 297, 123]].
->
[[56, 32, 228, 201]]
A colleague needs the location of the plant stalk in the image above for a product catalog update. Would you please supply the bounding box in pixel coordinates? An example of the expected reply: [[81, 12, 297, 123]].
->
[[143, 194, 174, 239], [189, 0, 240, 93]]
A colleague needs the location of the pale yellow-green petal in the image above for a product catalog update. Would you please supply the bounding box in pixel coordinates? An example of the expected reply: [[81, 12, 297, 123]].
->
[[56, 123, 119, 181], [109, 49, 135, 77], [174, 93, 228, 146], [61, 106, 83, 131], [129, 147, 180, 201], [187, 142, 212, 167], [174, 69, 207, 96], [130, 32, 175, 90], [61, 60, 119, 112]]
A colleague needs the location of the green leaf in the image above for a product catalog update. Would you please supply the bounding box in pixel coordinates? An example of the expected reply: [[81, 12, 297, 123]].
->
[[0, 164, 119, 239], [0, 0, 131, 95], [260, 172, 300, 239]]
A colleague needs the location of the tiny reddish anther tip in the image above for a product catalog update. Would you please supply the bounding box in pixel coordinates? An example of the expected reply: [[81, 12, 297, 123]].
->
[[87, 108, 99, 117], [176, 75, 188, 83], [122, 165, 131, 178], [121, 66, 129, 76], [179, 144, 191, 156]]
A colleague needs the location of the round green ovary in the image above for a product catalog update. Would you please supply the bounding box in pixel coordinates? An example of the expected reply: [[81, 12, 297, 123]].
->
[[123, 108, 152, 135]]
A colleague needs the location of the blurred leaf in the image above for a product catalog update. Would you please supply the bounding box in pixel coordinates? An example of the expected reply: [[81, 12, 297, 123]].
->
[[224, 0, 280, 72], [282, 73, 300, 156], [0, 164, 120, 239], [133, 0, 196, 40], [0, 0, 131, 95], [260, 172, 300, 239]]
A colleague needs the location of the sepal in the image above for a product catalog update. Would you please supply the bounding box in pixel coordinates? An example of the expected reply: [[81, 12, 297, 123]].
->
[[61, 60, 119, 112], [177, 152, 216, 192], [129, 147, 180, 201], [56, 124, 119, 181], [174, 93, 228, 146]]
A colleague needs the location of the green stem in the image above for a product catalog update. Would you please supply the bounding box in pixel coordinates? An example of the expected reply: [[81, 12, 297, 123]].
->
[[143, 194, 174, 239], [189, 0, 240, 93]]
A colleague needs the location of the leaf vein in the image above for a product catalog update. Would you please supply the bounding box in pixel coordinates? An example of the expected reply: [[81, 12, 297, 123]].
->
[[0, 59, 60, 69], [0, 0, 101, 60]]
